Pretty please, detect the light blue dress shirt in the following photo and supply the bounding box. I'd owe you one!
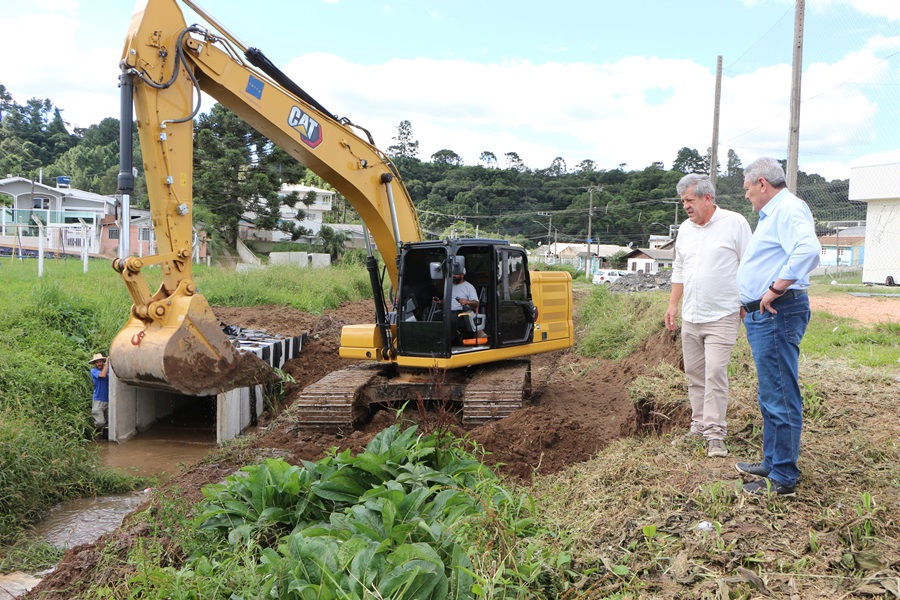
[737,189,821,303]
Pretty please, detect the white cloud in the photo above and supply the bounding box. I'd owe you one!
[851,0,900,21]
[3,9,121,131]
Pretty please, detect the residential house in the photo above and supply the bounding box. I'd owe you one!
[0,177,207,259]
[817,225,865,268]
[530,242,631,272]
[622,247,674,274]
[849,160,900,285]
[0,176,116,255]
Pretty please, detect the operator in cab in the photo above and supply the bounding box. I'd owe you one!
[449,265,485,342]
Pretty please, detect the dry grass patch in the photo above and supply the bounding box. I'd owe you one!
[532,352,900,598]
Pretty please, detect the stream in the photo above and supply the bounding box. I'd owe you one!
[0,427,217,599]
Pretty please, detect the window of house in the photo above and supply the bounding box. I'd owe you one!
[138,228,151,241]
[821,247,827,255]
[32,196,50,209]
[837,248,844,257]
[109,227,120,240]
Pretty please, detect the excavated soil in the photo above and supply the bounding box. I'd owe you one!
[214,293,661,481]
[25,290,898,598]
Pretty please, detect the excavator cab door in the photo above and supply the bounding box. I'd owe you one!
[396,247,452,357]
[494,247,535,346]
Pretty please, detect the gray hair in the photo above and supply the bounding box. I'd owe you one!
[676,173,716,201]
[744,157,786,188]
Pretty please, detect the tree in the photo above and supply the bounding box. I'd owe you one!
[504,151,526,172]
[725,149,743,178]
[576,159,596,173]
[386,120,419,160]
[703,147,720,177]
[193,103,284,243]
[431,149,463,166]
[479,151,497,168]
[317,225,349,261]
[546,157,567,177]
[672,147,705,174]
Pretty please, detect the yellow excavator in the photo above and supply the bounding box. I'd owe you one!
[112,0,574,427]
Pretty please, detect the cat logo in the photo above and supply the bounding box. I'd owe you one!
[287,106,323,148]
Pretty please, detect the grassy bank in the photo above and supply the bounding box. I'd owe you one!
[530,285,900,597]
[0,258,372,549]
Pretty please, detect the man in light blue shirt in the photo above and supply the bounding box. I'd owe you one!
[735,157,821,498]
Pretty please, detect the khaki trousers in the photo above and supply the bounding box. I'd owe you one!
[681,313,741,440]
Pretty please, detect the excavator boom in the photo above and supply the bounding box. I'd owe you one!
[112,0,421,394]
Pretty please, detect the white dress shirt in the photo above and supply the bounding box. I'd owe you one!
[672,207,752,324]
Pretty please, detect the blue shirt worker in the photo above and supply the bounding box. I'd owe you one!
[735,157,821,497]
[90,353,110,428]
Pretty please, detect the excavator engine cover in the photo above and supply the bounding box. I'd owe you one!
[110,293,277,397]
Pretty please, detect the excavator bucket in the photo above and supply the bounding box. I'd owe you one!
[110,293,277,397]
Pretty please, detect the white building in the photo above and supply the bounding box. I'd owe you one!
[0,176,116,255]
[849,161,900,285]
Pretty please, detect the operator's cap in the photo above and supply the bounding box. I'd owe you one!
[89,353,106,364]
[451,264,465,275]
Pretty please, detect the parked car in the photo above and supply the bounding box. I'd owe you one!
[592,269,629,285]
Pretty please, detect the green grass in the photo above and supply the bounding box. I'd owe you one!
[0,257,372,548]
[577,286,669,359]
[801,312,900,368]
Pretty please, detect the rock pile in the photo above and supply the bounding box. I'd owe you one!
[608,269,672,292]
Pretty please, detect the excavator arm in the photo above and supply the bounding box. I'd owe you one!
[112,0,421,394]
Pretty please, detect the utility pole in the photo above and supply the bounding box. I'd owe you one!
[587,187,600,274]
[710,55,722,188]
[537,211,553,246]
[786,0,805,191]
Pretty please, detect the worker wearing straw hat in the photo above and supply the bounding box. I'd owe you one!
[89,353,110,429]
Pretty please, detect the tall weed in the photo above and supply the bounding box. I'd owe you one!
[578,286,668,359]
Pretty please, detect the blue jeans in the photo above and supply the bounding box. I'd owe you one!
[743,294,810,487]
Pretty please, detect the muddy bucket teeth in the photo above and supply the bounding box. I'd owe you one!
[110,295,277,397]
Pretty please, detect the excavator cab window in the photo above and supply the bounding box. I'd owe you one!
[396,245,496,357]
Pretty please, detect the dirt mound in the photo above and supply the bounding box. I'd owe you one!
[216,299,681,482]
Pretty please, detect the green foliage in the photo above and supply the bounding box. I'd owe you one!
[578,286,669,359]
[124,425,574,599]
[0,537,65,573]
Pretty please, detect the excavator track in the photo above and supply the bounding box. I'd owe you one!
[292,363,384,431]
[462,360,531,426]
[291,360,530,431]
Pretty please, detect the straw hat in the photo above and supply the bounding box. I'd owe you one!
[89,353,106,364]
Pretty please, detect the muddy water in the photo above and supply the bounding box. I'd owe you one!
[96,427,217,480]
[0,419,217,598]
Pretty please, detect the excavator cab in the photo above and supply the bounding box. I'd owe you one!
[395,240,536,358]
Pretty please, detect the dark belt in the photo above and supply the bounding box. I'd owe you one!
[742,289,807,313]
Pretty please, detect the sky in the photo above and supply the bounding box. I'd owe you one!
[3,0,899,181]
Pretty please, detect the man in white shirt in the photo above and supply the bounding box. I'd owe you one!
[449,265,482,341]
[666,174,752,458]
